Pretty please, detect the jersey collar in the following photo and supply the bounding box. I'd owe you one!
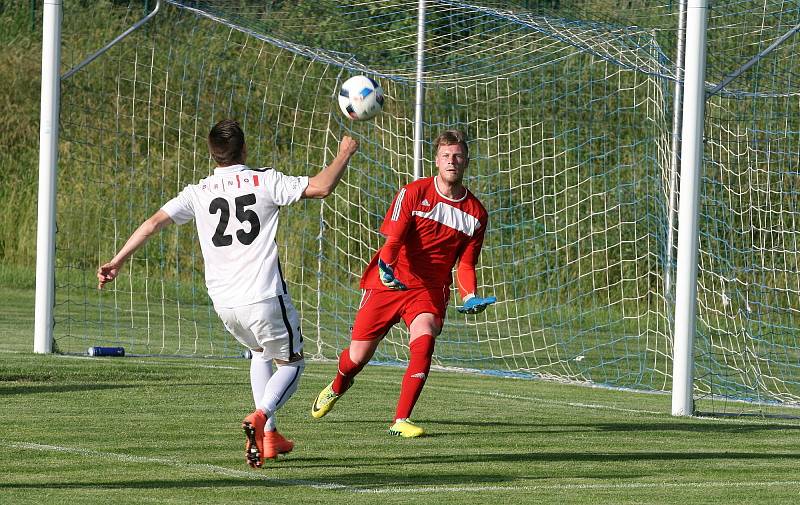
[434,176,467,202]
[214,164,248,175]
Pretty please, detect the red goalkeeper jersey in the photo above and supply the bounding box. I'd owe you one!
[360,176,488,291]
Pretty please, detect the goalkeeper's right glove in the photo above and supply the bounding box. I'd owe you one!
[378,259,408,290]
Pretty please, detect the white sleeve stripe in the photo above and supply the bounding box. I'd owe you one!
[391,188,406,222]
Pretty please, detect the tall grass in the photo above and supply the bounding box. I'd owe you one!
[0,4,44,269]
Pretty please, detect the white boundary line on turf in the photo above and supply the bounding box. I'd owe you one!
[8,442,347,490]
[57,354,242,370]
[324,374,665,416]
[52,355,665,415]
[8,441,800,494]
[426,383,665,415]
[47,355,800,423]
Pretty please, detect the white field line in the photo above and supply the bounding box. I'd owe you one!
[415,382,664,415]
[50,355,800,424]
[57,354,666,415]
[8,442,800,494]
[323,375,800,424]
[57,354,242,370]
[305,372,665,415]
[7,442,346,490]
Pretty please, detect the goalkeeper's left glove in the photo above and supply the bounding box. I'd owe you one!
[458,294,497,314]
[378,259,408,290]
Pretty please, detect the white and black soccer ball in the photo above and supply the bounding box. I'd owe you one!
[338,75,384,121]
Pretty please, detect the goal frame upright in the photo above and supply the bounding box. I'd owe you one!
[35,0,163,354]
[34,0,62,354]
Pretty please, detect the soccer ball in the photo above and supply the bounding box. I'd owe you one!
[338,75,384,121]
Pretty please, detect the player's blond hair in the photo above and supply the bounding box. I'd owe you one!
[433,129,469,157]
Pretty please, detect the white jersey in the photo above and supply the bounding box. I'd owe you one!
[161,164,308,308]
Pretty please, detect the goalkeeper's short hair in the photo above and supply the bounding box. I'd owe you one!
[434,129,468,157]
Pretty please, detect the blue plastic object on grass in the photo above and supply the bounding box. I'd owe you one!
[87,346,125,357]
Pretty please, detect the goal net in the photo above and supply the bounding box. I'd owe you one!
[52,0,800,411]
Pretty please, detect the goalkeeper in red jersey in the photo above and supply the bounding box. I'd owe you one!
[311,129,496,437]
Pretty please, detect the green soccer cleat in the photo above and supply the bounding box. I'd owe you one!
[388,419,425,438]
[311,381,341,419]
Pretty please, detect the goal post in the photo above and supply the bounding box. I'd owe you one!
[34,0,62,354]
[671,0,709,416]
[35,0,163,354]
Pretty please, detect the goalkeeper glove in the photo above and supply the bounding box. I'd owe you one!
[378,259,408,290]
[458,295,497,314]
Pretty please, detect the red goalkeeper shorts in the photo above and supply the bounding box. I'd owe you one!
[350,287,450,341]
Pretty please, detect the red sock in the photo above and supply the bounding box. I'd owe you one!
[395,334,435,420]
[332,347,365,395]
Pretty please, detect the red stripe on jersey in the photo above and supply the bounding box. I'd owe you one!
[236,175,241,188]
[253,175,259,186]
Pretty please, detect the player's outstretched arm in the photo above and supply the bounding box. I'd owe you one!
[97,210,173,289]
[457,294,497,314]
[303,136,359,199]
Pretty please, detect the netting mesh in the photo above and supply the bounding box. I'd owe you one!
[52,0,800,409]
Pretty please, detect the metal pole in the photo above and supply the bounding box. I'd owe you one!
[62,0,161,80]
[671,0,709,416]
[413,0,426,180]
[664,0,687,305]
[707,21,800,97]
[34,0,63,354]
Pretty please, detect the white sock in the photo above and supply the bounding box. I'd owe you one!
[259,359,305,419]
[249,350,277,431]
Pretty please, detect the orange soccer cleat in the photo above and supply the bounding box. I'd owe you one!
[263,430,294,460]
[242,410,267,468]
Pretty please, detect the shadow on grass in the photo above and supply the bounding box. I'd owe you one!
[318,417,800,437]
[0,471,631,491]
[0,479,289,491]
[291,449,800,469]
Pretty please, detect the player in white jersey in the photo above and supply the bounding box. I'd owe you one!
[97,119,359,469]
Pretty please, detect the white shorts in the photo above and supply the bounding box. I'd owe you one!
[215,294,303,361]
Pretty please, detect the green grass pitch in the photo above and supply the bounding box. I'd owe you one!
[2,285,800,504]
